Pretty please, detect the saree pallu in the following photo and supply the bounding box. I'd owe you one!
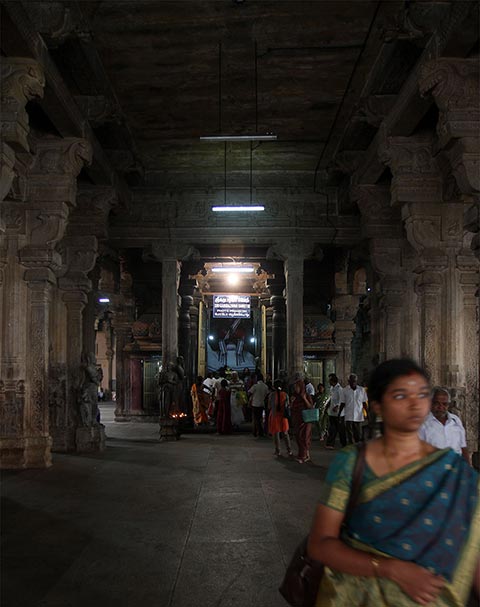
[316,446,480,607]
[191,384,209,424]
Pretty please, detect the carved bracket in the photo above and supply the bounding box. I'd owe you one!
[0,57,45,152]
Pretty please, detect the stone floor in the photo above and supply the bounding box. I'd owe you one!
[2,403,336,607]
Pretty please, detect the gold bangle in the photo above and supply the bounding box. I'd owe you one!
[371,557,381,577]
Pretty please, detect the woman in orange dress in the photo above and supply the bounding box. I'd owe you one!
[268,380,293,457]
[191,376,209,426]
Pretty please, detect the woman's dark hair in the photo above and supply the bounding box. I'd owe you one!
[220,379,228,388]
[368,359,429,403]
[273,379,283,390]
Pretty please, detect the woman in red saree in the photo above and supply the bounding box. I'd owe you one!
[291,378,314,463]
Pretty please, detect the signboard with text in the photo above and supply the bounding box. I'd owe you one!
[213,294,251,318]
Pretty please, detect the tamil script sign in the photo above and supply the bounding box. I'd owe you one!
[213,294,251,318]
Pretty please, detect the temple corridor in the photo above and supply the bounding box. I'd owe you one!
[2,404,333,607]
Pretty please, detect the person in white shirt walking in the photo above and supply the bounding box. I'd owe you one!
[418,387,470,464]
[340,373,368,444]
[325,374,346,449]
[248,374,269,438]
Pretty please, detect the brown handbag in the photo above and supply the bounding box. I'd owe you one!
[279,442,367,607]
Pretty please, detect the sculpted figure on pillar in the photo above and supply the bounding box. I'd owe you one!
[78,352,102,427]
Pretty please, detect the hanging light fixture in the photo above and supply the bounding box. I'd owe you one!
[201,41,276,143]
[206,42,270,212]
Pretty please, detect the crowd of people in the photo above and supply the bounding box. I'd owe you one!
[189,360,478,602]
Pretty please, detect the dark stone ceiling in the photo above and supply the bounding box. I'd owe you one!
[65,0,384,182]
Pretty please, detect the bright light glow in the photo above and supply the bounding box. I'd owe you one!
[98,298,110,303]
[227,273,239,285]
[212,206,265,212]
[200,134,277,142]
[211,267,254,273]
[250,337,255,343]
[367,287,371,292]
[208,335,214,341]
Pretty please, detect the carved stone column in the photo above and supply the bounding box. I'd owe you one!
[112,321,132,420]
[353,184,417,362]
[458,254,479,454]
[267,240,315,379]
[333,295,358,384]
[178,271,197,388]
[57,234,98,451]
[162,257,181,368]
[58,290,86,451]
[269,285,287,380]
[0,136,91,468]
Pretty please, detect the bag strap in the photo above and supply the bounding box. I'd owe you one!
[344,442,366,522]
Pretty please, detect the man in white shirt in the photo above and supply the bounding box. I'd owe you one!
[305,378,315,398]
[419,387,470,464]
[340,374,367,444]
[325,374,346,449]
[248,374,269,438]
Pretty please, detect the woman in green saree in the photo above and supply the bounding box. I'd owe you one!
[307,359,480,607]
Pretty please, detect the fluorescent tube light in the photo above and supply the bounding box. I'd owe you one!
[200,134,277,142]
[211,267,254,273]
[212,205,265,212]
[98,298,110,303]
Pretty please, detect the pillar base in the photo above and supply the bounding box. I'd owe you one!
[0,435,52,469]
[51,427,77,453]
[76,424,106,453]
[159,418,180,441]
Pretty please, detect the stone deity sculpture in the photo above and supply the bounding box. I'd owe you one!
[79,352,102,426]
[157,356,185,417]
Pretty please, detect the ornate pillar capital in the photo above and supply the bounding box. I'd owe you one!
[58,235,98,295]
[378,133,442,205]
[351,184,402,239]
[145,242,200,263]
[266,238,318,262]
[27,136,92,205]
[402,202,463,262]
[0,57,45,152]
[419,58,479,147]
[73,186,118,242]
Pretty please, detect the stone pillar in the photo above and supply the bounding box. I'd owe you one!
[269,287,286,380]
[162,258,181,368]
[0,136,91,468]
[419,59,480,457]
[178,276,196,386]
[57,291,86,451]
[415,270,443,384]
[112,322,132,420]
[22,268,55,467]
[353,184,416,362]
[266,241,315,380]
[57,234,98,451]
[130,357,143,413]
[333,295,358,384]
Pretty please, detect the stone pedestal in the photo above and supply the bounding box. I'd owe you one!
[159,418,180,441]
[76,424,106,453]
